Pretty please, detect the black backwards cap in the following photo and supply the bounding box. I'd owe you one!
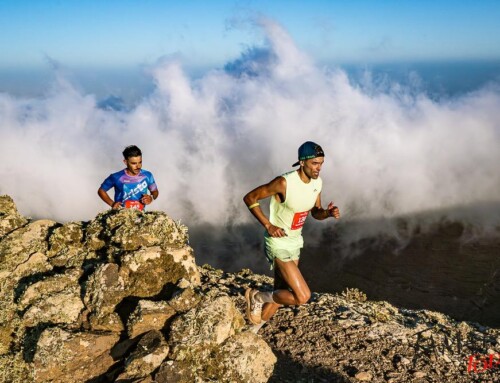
[292,141,325,167]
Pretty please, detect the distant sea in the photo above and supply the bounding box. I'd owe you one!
[1,60,499,106]
[341,60,500,99]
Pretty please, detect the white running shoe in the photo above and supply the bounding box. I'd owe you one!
[245,288,263,325]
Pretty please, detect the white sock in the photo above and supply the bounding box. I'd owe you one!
[250,320,267,334]
[255,291,274,303]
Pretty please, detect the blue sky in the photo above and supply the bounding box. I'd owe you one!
[1,0,500,71]
[1,1,500,225]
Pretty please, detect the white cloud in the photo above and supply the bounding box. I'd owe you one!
[1,20,499,238]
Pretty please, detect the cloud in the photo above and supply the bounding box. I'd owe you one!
[1,19,500,240]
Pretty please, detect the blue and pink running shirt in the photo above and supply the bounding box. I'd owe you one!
[100,169,157,204]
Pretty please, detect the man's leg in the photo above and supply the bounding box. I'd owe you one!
[255,259,311,321]
[261,259,298,321]
[265,258,311,306]
[247,259,309,331]
[249,259,310,325]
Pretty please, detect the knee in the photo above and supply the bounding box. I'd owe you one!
[294,290,311,305]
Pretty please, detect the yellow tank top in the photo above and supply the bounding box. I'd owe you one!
[265,170,322,250]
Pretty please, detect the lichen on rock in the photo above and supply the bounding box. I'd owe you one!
[0,220,57,282]
[33,327,120,382]
[169,295,245,357]
[127,300,176,338]
[0,195,28,239]
[116,330,169,381]
[0,196,277,382]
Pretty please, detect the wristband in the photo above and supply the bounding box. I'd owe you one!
[248,202,260,210]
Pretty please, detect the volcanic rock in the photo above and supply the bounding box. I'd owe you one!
[33,327,120,382]
[0,196,276,382]
[127,300,176,338]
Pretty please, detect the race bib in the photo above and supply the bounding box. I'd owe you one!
[124,200,144,211]
[291,211,309,230]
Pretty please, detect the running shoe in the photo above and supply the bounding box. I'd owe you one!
[245,288,263,325]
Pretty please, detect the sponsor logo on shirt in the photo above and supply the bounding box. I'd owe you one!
[123,180,148,200]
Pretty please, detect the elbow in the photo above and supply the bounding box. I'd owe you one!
[243,193,253,205]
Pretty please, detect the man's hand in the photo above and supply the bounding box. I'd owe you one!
[141,194,153,205]
[266,223,287,237]
[111,202,122,210]
[327,202,340,219]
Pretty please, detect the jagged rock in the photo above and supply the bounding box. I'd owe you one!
[0,220,55,355]
[11,252,53,281]
[156,332,276,383]
[88,312,125,332]
[50,249,94,268]
[33,327,120,382]
[169,295,245,358]
[22,289,84,327]
[46,222,83,256]
[18,268,82,310]
[0,195,28,238]
[84,263,125,319]
[83,215,107,251]
[108,210,189,250]
[0,321,18,356]
[83,209,189,253]
[0,353,33,382]
[200,265,500,382]
[216,332,277,383]
[160,295,246,382]
[127,300,176,338]
[84,246,200,325]
[0,198,279,382]
[167,286,201,313]
[0,220,57,281]
[46,221,92,267]
[120,245,200,294]
[116,330,169,381]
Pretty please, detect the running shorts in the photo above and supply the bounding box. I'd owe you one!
[264,243,301,270]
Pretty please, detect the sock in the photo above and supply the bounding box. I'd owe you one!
[255,291,274,303]
[250,320,267,334]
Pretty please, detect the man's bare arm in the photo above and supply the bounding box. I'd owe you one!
[98,188,121,209]
[311,193,340,220]
[243,176,287,237]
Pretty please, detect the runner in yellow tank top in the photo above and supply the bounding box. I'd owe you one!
[243,141,341,332]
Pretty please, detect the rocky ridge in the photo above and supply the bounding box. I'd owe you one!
[0,196,275,382]
[200,267,500,382]
[1,195,499,382]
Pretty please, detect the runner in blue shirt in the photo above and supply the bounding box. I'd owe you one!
[98,145,159,210]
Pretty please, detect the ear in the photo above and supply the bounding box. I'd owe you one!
[299,160,305,167]
[123,159,127,166]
